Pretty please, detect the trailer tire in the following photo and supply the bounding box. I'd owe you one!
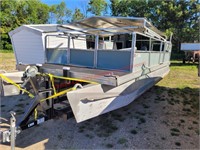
[182,58,185,64]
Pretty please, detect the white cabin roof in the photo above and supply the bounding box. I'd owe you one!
[9,16,166,40]
[72,16,165,36]
[9,24,84,37]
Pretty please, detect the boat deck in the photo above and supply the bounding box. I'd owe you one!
[17,62,169,86]
[42,64,127,86]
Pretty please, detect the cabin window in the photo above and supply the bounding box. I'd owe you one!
[111,36,114,41]
[136,34,150,51]
[104,36,109,41]
[151,40,163,51]
[45,35,68,65]
[86,35,95,49]
[98,35,114,50]
[46,35,68,49]
[98,33,132,50]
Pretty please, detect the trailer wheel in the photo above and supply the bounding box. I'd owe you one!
[182,58,185,64]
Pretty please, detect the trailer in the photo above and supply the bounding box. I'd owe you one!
[181,43,200,64]
[0,16,172,146]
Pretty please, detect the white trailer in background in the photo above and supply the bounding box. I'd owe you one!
[180,43,200,63]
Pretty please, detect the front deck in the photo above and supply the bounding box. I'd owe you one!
[18,61,170,86]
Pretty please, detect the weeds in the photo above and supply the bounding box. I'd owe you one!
[170,128,180,132]
[171,132,179,136]
[95,118,118,137]
[193,121,198,124]
[142,104,150,109]
[106,144,113,148]
[175,142,181,146]
[57,134,62,140]
[135,111,146,116]
[117,138,128,144]
[85,134,93,139]
[130,129,137,134]
[180,119,185,123]
[138,117,146,124]
[161,137,166,140]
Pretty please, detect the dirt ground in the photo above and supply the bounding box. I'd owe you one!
[0,84,199,149]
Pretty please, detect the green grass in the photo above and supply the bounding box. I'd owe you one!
[157,61,199,89]
[0,50,16,71]
[0,49,13,53]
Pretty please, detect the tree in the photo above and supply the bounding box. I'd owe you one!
[110,0,120,16]
[87,0,107,16]
[111,0,150,17]
[0,0,50,50]
[71,8,85,22]
[49,1,71,24]
[110,0,200,51]
[80,1,89,18]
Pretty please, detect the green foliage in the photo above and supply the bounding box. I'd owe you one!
[110,0,200,51]
[87,0,107,16]
[49,1,71,24]
[1,0,199,53]
[0,0,50,50]
[71,8,85,22]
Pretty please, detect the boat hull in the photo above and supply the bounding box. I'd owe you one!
[67,65,169,123]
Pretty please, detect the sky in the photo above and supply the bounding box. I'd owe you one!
[41,0,111,13]
[41,0,89,11]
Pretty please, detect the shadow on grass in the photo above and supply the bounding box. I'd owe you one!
[170,62,199,67]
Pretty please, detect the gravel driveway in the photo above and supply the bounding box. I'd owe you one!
[0,85,199,149]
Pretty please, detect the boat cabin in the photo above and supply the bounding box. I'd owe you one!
[45,16,171,71]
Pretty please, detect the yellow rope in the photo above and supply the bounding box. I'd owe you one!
[0,73,98,102]
[39,73,98,102]
[40,87,75,102]
[0,74,34,98]
[1,72,98,120]
[48,74,57,94]
[34,108,38,120]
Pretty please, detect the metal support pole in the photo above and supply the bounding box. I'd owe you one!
[67,35,71,64]
[148,38,152,67]
[10,111,16,150]
[198,58,200,77]
[36,64,43,73]
[131,33,136,72]
[159,42,163,64]
[163,42,167,63]
[94,35,99,68]
[63,67,70,77]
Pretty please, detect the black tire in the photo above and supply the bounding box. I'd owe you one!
[182,58,185,64]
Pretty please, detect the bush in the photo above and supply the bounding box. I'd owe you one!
[171,52,185,60]
[5,43,13,50]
